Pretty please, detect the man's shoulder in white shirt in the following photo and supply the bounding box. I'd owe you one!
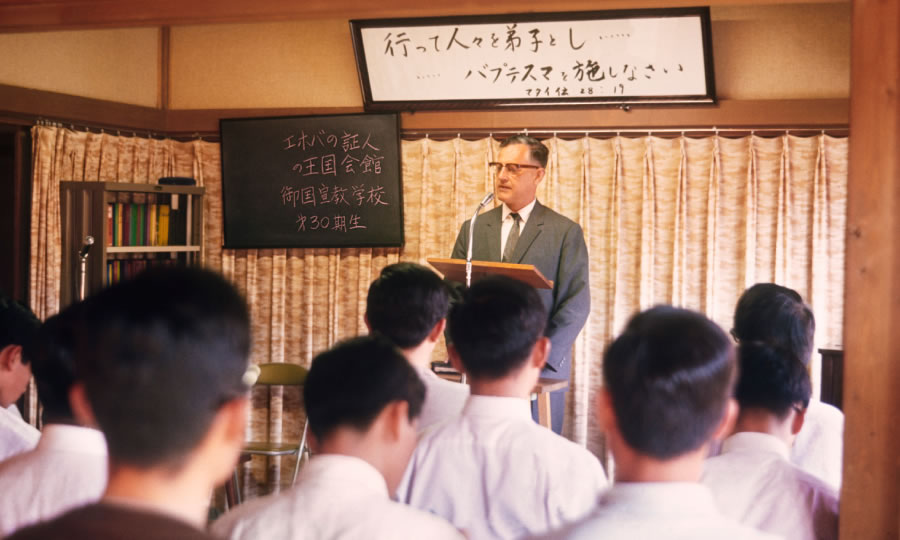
[413,367,469,433]
[791,399,843,489]
[400,395,608,539]
[702,432,839,540]
[0,423,108,536]
[535,483,781,540]
[0,405,40,462]
[211,454,462,540]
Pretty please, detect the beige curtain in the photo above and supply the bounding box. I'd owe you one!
[30,127,848,493]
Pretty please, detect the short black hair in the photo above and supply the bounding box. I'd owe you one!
[77,266,251,469]
[303,335,425,441]
[447,275,547,379]
[366,262,449,349]
[603,306,736,459]
[735,341,811,419]
[0,293,40,363]
[733,283,815,366]
[500,135,549,168]
[25,303,84,425]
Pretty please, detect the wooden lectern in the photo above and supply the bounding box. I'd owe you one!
[426,257,564,429]
[426,258,553,290]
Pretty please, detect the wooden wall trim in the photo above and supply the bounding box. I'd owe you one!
[0,83,166,133]
[0,0,848,33]
[0,83,849,137]
[840,0,900,537]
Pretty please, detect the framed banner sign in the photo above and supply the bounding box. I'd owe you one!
[350,7,715,110]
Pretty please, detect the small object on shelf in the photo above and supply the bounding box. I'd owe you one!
[158,176,196,186]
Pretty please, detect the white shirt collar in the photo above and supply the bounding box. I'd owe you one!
[36,424,107,456]
[305,454,389,496]
[462,394,532,420]
[721,431,791,459]
[501,199,537,225]
[602,482,721,517]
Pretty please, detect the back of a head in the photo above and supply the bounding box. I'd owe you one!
[735,341,812,419]
[366,262,449,349]
[0,293,40,358]
[304,335,425,441]
[604,306,735,459]
[78,266,251,469]
[499,134,549,168]
[25,303,84,425]
[447,275,547,380]
[733,283,815,366]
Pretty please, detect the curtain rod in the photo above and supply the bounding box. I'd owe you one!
[33,118,205,142]
[401,126,849,139]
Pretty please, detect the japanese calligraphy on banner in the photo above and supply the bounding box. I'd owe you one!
[220,113,403,249]
[350,7,715,109]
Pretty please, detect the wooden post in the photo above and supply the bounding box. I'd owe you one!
[842,0,900,537]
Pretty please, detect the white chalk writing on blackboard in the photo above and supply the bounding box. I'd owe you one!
[281,184,391,209]
[284,129,384,176]
[296,212,368,233]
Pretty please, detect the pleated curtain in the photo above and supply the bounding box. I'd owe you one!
[29,126,847,494]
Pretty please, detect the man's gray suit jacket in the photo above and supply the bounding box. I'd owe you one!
[450,200,591,379]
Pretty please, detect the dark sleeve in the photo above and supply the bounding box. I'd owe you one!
[450,219,470,259]
[544,222,591,371]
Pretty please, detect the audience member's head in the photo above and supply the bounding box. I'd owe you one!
[366,262,449,350]
[447,275,548,381]
[24,302,84,426]
[735,341,812,420]
[733,283,815,366]
[304,335,425,491]
[74,266,251,476]
[0,293,40,408]
[603,306,736,460]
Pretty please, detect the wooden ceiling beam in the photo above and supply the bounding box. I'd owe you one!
[0,0,848,33]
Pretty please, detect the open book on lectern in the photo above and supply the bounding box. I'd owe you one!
[426,258,553,290]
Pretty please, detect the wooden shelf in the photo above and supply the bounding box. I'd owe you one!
[106,245,201,254]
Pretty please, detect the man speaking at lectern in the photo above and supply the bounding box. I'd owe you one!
[450,135,590,434]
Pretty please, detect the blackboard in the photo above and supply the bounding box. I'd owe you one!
[220,113,403,249]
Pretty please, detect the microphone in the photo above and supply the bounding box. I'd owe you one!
[78,236,94,259]
[465,192,495,287]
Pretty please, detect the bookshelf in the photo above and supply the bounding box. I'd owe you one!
[59,181,205,307]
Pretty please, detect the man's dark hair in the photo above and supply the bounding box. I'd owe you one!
[0,293,40,362]
[735,341,811,419]
[500,135,549,168]
[303,335,425,440]
[732,283,815,366]
[603,306,736,459]
[25,303,84,425]
[447,275,547,379]
[77,266,251,469]
[366,262,449,349]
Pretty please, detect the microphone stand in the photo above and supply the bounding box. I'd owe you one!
[466,193,494,288]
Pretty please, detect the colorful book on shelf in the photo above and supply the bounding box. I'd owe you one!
[129,203,138,247]
[115,202,123,247]
[158,203,170,246]
[106,204,114,246]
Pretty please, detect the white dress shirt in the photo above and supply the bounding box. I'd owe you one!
[701,432,839,540]
[500,199,536,256]
[211,454,463,540]
[791,399,843,489]
[0,405,39,462]
[414,366,469,433]
[0,424,108,536]
[398,395,609,540]
[535,482,782,540]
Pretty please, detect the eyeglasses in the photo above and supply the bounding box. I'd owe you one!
[488,162,542,176]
